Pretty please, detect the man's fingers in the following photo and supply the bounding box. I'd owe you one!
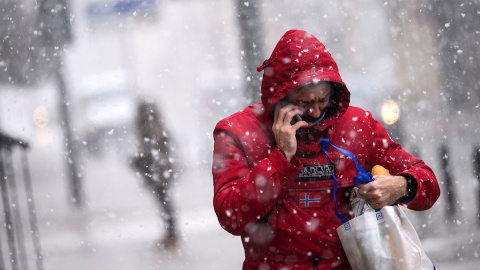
[275,103,292,124]
[359,183,382,200]
[292,120,309,130]
[371,202,384,210]
[273,102,281,124]
[283,107,302,124]
[358,182,372,196]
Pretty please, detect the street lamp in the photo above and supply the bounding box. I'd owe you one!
[381,99,400,125]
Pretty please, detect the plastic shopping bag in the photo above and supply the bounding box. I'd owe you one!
[319,139,435,270]
[337,204,434,270]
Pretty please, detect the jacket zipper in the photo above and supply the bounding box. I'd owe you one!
[263,210,273,264]
[313,256,319,270]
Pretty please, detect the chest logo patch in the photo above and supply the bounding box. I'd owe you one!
[296,164,334,182]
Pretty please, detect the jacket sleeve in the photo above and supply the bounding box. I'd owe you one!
[368,115,440,211]
[212,124,302,235]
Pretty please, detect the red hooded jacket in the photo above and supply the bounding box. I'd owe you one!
[212,29,440,270]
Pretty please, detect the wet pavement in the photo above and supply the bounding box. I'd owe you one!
[12,153,480,270]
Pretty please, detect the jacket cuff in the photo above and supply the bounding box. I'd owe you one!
[398,173,418,204]
[270,148,302,180]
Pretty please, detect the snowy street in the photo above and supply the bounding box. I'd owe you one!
[29,152,480,269]
[32,154,244,270]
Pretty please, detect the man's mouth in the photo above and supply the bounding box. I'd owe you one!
[300,114,320,123]
[298,108,329,128]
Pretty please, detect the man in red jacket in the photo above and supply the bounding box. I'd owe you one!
[212,29,440,269]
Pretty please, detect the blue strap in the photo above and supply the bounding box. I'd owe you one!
[319,138,374,223]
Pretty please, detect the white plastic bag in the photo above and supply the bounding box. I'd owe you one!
[337,204,435,270]
[319,139,435,270]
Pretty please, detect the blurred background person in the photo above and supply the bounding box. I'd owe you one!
[130,100,179,249]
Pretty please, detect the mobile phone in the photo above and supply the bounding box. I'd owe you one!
[279,100,303,125]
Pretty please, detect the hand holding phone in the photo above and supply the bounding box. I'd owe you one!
[280,100,303,125]
[273,100,307,161]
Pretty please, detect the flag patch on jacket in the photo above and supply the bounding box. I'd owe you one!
[299,193,322,208]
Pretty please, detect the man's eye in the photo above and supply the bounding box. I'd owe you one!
[298,101,309,106]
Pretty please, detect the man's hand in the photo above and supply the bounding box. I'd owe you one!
[272,102,308,161]
[358,175,407,209]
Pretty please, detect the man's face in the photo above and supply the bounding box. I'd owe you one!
[284,82,332,122]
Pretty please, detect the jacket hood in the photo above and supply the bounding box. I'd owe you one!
[257,29,350,123]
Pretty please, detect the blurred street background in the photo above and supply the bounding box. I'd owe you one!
[1,0,480,269]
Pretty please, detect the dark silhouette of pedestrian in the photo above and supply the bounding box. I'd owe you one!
[131,100,178,249]
[440,143,456,219]
[473,145,480,226]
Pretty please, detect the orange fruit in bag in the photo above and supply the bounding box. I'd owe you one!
[371,165,390,176]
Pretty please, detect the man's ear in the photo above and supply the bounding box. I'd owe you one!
[331,82,342,103]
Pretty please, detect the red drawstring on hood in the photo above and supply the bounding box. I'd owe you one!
[257,29,351,123]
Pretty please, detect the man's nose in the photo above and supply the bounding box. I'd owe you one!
[307,103,321,118]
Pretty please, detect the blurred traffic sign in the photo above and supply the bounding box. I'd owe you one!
[86,0,156,19]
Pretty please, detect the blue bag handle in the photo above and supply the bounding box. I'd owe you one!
[319,138,374,223]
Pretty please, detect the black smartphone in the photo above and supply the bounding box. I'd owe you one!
[279,99,303,125]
